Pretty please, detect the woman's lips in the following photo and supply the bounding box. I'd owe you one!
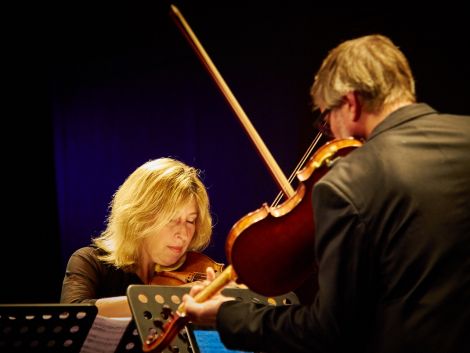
[168,246,183,254]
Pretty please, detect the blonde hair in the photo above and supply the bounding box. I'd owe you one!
[93,157,212,269]
[310,34,416,113]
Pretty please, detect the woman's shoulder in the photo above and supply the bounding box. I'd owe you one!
[66,245,114,275]
[69,245,109,266]
[71,245,102,257]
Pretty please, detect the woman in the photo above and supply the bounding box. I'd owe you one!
[60,157,218,317]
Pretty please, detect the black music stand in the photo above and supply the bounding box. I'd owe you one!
[126,285,299,353]
[114,319,144,353]
[0,303,97,352]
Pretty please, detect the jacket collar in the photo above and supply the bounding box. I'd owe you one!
[368,103,437,140]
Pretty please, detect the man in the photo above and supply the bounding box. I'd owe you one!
[183,34,470,353]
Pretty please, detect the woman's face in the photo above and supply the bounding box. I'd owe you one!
[143,198,198,266]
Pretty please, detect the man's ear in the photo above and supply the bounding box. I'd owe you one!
[344,91,362,122]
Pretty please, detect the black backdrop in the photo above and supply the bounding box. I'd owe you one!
[3,2,469,303]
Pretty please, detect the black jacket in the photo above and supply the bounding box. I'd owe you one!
[217,104,470,353]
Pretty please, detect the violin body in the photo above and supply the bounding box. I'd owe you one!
[150,251,224,286]
[226,138,363,301]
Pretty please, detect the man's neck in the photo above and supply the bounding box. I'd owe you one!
[364,100,413,138]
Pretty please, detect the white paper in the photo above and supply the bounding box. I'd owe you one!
[80,315,131,353]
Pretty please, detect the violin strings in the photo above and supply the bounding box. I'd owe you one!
[271,132,323,208]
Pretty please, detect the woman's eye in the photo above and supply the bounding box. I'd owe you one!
[187,219,196,224]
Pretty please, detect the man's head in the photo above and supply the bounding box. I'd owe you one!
[311,34,416,139]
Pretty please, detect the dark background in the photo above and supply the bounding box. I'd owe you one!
[3,2,469,303]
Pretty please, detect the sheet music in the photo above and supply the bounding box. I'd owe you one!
[79,314,131,353]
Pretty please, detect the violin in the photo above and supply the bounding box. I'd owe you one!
[226,138,362,300]
[150,251,224,286]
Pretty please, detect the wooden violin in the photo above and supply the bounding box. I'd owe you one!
[226,138,362,299]
[150,251,224,286]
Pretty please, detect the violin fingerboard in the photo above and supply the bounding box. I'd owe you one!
[126,285,299,353]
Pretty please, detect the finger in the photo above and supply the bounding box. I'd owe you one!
[182,293,193,305]
[206,266,216,281]
[188,283,204,296]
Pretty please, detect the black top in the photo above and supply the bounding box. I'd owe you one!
[216,104,470,353]
[60,246,144,304]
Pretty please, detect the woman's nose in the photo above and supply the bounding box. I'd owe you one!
[174,220,189,238]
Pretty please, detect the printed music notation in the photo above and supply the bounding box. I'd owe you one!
[79,315,131,353]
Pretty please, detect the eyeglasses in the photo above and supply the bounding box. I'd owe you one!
[314,108,333,138]
[320,108,331,122]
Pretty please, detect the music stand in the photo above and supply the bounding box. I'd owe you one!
[0,303,97,352]
[127,285,299,353]
[114,319,143,353]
